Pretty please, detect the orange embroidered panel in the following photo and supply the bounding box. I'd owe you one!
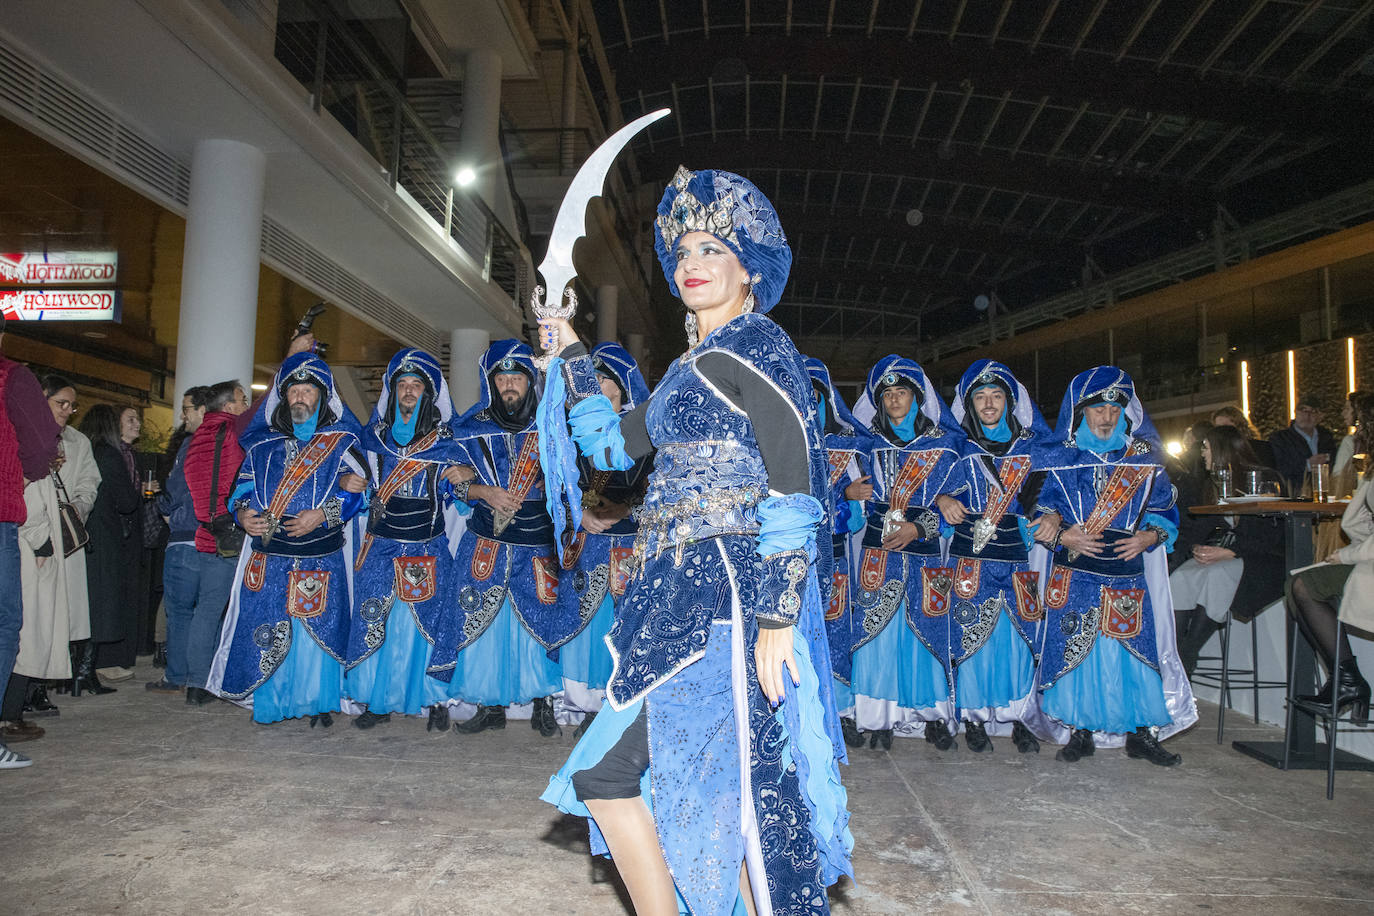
[826,572,849,621]
[470,537,498,581]
[561,531,586,570]
[953,557,980,599]
[394,556,438,604]
[1045,565,1072,609]
[859,547,888,592]
[533,554,559,605]
[286,570,329,619]
[1100,586,1145,640]
[1012,570,1043,621]
[921,566,954,617]
[609,547,636,598]
[243,551,267,592]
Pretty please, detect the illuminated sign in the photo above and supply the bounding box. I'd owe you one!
[1,289,122,322]
[0,252,118,286]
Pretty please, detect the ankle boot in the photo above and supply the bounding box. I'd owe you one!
[534,696,560,737]
[1011,720,1039,754]
[55,643,79,695]
[1056,728,1095,763]
[963,720,993,753]
[840,716,864,749]
[23,682,59,718]
[455,705,507,734]
[924,719,956,751]
[572,709,597,739]
[868,728,892,750]
[72,641,116,697]
[530,696,546,731]
[1125,726,1182,766]
[1303,659,1371,725]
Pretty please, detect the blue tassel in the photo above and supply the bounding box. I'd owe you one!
[535,357,583,563]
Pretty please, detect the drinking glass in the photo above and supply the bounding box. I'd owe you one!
[1244,469,1264,496]
[1214,467,1232,500]
[1311,460,1330,503]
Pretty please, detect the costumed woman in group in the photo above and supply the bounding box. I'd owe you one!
[539,166,853,915]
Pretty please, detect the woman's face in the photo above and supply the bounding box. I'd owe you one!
[1201,439,1213,471]
[48,387,77,427]
[119,408,141,444]
[597,373,623,412]
[673,231,750,314]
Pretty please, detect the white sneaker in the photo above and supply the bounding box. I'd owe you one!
[96,666,135,681]
[0,742,33,769]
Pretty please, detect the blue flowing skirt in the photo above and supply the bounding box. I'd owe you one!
[343,603,449,714]
[1042,635,1172,733]
[851,600,949,709]
[955,608,1035,710]
[559,591,615,689]
[445,598,561,706]
[251,618,344,724]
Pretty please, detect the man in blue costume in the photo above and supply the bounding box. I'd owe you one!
[805,356,873,749]
[558,342,653,739]
[344,348,473,732]
[939,360,1064,753]
[208,352,367,727]
[429,339,580,738]
[1039,367,1198,765]
[849,355,964,752]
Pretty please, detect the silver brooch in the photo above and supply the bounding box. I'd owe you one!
[499,357,516,371]
[291,368,310,381]
[1103,387,1121,403]
[882,372,899,387]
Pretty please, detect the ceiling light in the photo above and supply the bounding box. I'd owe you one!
[251,382,268,391]
[455,167,476,187]
[905,209,924,227]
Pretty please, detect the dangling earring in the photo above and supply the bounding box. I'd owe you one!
[684,311,699,348]
[741,286,755,315]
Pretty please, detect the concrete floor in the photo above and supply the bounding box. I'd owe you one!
[5,664,1373,916]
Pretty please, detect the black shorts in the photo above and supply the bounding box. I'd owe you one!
[571,707,649,801]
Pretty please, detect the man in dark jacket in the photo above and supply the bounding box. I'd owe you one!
[1267,395,1336,494]
[0,331,61,768]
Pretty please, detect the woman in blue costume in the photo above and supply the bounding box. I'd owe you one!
[848,356,964,752]
[207,352,368,726]
[939,360,1065,753]
[537,166,852,916]
[804,357,873,750]
[1038,367,1198,765]
[344,348,473,732]
[559,342,653,738]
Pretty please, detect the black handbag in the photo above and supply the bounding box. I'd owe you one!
[51,470,89,558]
[202,425,245,559]
[1204,526,1238,551]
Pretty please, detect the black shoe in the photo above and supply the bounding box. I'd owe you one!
[145,678,183,694]
[455,705,507,734]
[1011,720,1040,754]
[309,712,334,729]
[70,640,115,696]
[152,643,167,669]
[1125,727,1182,767]
[354,711,391,730]
[23,682,59,718]
[868,728,892,750]
[573,710,597,739]
[1056,728,1095,763]
[185,687,218,706]
[427,705,450,732]
[924,720,956,751]
[534,696,561,737]
[1299,659,1371,725]
[963,720,993,753]
[840,716,864,749]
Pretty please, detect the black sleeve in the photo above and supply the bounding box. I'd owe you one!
[620,404,653,460]
[696,351,811,496]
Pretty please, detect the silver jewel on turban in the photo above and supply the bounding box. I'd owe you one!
[1103,387,1121,403]
[976,371,997,387]
[292,368,311,381]
[881,372,899,387]
[498,357,516,372]
[655,166,739,250]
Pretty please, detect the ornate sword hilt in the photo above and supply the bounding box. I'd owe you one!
[532,285,578,370]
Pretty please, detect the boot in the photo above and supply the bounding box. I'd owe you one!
[868,728,892,750]
[1056,728,1095,763]
[152,643,167,669]
[353,711,391,730]
[24,682,59,718]
[530,696,546,731]
[534,696,561,738]
[55,643,78,695]
[1300,659,1371,726]
[963,720,993,753]
[924,720,956,751]
[1125,727,1182,767]
[840,716,864,749]
[455,705,507,734]
[426,705,450,732]
[309,712,334,729]
[1011,720,1040,754]
[71,641,116,697]
[573,710,597,740]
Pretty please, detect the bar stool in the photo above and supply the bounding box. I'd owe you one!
[1191,605,1287,744]
[1283,617,1371,799]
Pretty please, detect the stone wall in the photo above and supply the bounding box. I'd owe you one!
[1248,331,1374,436]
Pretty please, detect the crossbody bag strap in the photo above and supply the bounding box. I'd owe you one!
[209,424,228,519]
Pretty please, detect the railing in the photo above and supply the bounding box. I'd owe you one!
[272,0,530,313]
[918,179,1374,363]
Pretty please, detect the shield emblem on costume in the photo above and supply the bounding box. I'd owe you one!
[533,555,559,605]
[859,547,888,592]
[1100,586,1145,640]
[394,556,437,604]
[826,571,849,621]
[287,570,329,619]
[921,566,954,617]
[954,557,980,599]
[1013,570,1042,622]
[471,537,498,581]
[609,547,635,597]
[1045,565,1072,609]
[243,551,267,592]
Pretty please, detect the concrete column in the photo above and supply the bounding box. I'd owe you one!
[596,285,618,344]
[458,49,503,209]
[450,327,490,415]
[173,139,266,408]
[626,333,646,367]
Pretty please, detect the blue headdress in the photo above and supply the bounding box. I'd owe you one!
[1053,366,1162,455]
[363,348,454,451]
[860,354,961,441]
[240,351,361,449]
[455,338,538,425]
[803,356,863,437]
[952,360,1054,443]
[653,166,792,313]
[589,342,650,412]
